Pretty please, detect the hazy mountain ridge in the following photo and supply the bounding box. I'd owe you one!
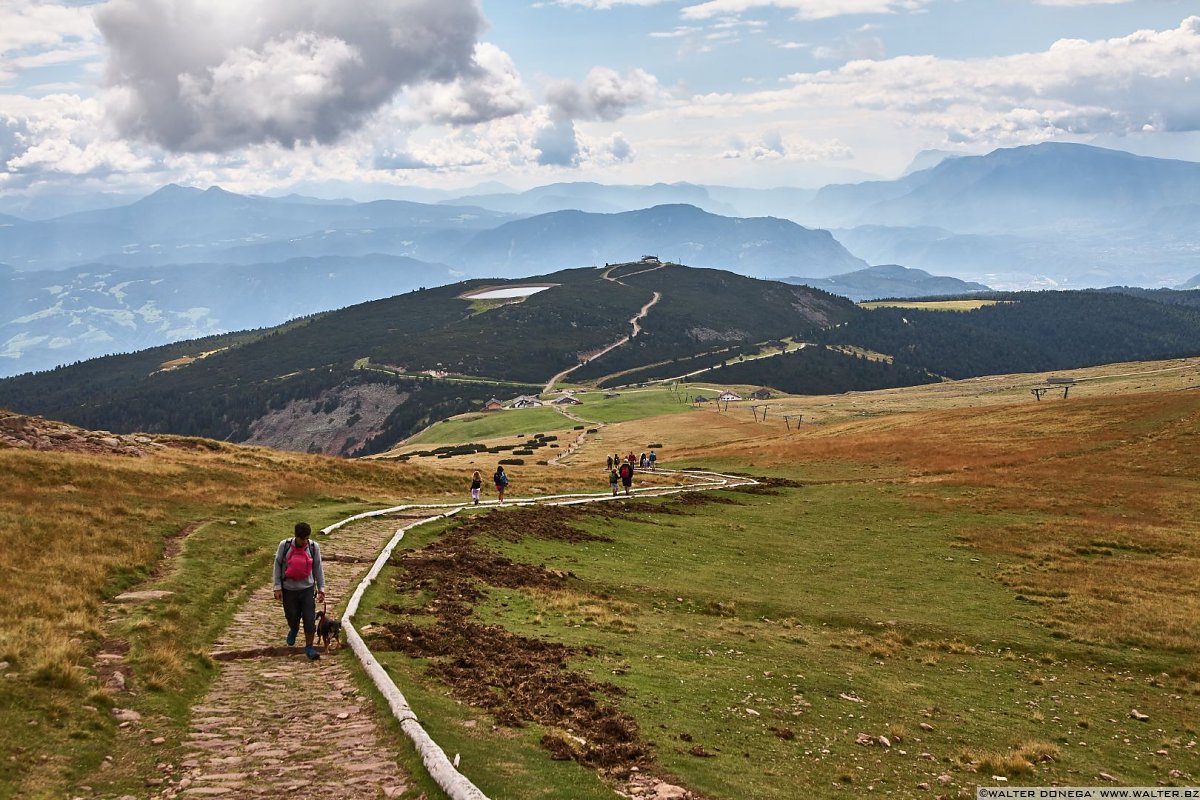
[813,143,1200,232]
[452,204,867,279]
[786,265,992,302]
[811,143,1200,288]
[0,185,515,270]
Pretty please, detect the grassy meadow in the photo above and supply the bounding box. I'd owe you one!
[2,356,1199,798]
[355,362,1200,798]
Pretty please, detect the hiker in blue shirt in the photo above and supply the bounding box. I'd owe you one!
[649,450,657,471]
[273,522,326,660]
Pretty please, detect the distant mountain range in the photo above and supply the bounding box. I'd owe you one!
[0,194,866,375]
[786,265,992,302]
[810,143,1200,289]
[3,141,1200,376]
[442,181,818,219]
[0,185,514,270]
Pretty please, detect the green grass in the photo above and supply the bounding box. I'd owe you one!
[565,390,697,424]
[356,483,1200,799]
[406,407,572,445]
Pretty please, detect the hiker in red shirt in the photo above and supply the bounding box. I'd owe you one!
[273,522,326,660]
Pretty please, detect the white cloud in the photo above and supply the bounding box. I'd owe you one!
[1,93,154,182]
[673,16,1200,148]
[0,1,98,55]
[546,0,672,7]
[0,1,102,84]
[682,0,930,21]
[404,43,531,125]
[545,66,661,121]
[721,130,852,161]
[96,0,491,152]
[534,115,580,166]
[650,27,703,39]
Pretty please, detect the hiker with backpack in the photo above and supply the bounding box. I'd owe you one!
[273,522,326,661]
[609,466,620,496]
[493,464,509,503]
[618,460,634,496]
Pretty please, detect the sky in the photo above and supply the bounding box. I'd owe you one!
[1,0,1198,199]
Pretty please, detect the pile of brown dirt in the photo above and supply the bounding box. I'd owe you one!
[673,492,742,507]
[726,476,803,496]
[370,503,677,776]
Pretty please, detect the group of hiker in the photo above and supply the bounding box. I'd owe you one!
[607,449,656,496]
[276,447,663,658]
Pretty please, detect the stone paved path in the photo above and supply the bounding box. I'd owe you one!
[163,516,429,800]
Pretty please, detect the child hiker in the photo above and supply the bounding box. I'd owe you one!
[609,467,620,496]
[470,470,482,505]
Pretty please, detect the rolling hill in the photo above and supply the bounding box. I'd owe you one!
[0,263,857,454]
[3,262,1200,459]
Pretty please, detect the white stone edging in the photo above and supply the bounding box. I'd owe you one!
[330,468,758,800]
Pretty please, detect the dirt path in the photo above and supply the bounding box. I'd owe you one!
[161,517,423,800]
[544,263,666,394]
[543,290,662,393]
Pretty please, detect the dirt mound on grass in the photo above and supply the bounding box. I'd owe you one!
[726,475,803,495]
[673,492,741,507]
[375,617,647,771]
[370,503,662,776]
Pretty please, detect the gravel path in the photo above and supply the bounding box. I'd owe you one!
[161,516,429,800]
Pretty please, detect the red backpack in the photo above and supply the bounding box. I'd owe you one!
[283,540,313,582]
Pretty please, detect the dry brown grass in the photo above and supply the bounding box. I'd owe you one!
[527,587,640,632]
[0,441,452,682]
[962,739,1060,776]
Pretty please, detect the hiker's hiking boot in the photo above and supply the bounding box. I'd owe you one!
[286,629,297,647]
[305,646,320,660]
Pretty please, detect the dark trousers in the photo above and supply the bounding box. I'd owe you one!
[282,586,316,635]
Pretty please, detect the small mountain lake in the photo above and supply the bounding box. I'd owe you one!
[463,284,555,300]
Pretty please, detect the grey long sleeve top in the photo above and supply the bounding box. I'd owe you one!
[273,538,326,592]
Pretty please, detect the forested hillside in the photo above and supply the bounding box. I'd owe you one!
[0,263,849,454]
[815,291,1200,379]
[3,268,1199,457]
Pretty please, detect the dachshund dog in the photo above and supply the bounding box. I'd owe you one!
[315,609,342,651]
